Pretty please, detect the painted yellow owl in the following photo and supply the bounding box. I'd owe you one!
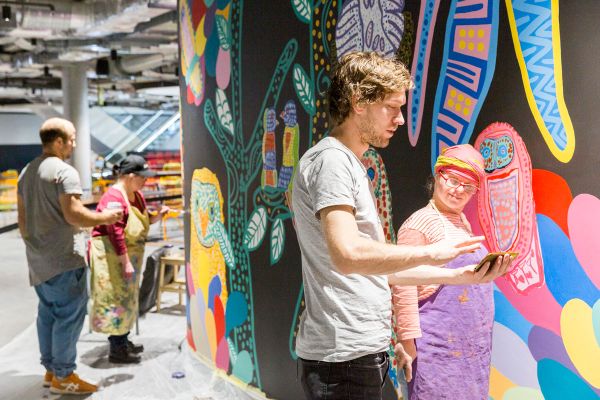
[190,168,234,306]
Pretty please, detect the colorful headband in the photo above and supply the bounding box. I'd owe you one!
[434,144,485,184]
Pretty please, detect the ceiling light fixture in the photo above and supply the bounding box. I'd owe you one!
[2,5,11,22]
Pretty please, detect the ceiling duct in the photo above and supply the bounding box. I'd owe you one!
[13,0,159,38]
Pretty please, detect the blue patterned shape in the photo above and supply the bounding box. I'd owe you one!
[512,0,567,151]
[408,0,440,146]
[430,0,499,170]
[538,214,600,307]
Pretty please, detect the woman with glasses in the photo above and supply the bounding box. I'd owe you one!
[391,144,494,400]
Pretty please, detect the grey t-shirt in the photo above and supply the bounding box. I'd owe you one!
[292,137,392,362]
[18,156,86,286]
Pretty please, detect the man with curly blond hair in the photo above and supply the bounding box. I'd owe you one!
[291,52,510,399]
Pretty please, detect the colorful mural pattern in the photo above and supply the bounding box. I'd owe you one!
[485,181,600,399]
[505,0,575,163]
[430,0,499,170]
[336,0,405,58]
[407,0,440,147]
[476,122,544,295]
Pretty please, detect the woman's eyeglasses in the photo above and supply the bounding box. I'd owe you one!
[439,173,478,194]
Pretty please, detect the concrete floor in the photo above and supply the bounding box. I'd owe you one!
[0,217,265,400]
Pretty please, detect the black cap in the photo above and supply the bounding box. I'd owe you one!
[117,155,156,177]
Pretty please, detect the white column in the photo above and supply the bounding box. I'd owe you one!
[62,64,92,199]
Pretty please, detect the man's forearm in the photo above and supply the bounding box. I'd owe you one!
[68,203,109,227]
[332,237,435,275]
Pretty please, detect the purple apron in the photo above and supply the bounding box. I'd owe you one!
[408,247,494,400]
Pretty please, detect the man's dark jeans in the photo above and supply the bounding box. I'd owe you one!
[300,351,389,400]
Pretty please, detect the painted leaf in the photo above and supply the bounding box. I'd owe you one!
[291,0,311,24]
[216,15,231,51]
[213,221,236,269]
[293,64,316,115]
[215,88,234,136]
[244,206,267,251]
[270,217,285,265]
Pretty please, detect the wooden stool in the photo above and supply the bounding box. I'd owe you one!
[156,254,186,311]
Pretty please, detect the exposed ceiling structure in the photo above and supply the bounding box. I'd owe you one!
[0,0,178,108]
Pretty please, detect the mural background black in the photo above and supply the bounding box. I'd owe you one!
[181,1,599,399]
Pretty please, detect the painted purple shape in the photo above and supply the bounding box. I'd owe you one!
[528,326,574,367]
[528,325,600,396]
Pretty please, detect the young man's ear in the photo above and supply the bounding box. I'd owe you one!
[351,97,366,115]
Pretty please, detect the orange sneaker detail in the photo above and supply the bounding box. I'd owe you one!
[49,373,98,395]
[43,371,53,387]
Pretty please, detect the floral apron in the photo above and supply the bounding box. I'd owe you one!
[407,246,494,400]
[90,190,149,335]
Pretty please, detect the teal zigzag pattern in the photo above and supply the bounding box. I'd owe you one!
[512,0,567,150]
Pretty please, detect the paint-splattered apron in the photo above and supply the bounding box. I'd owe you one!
[408,247,493,400]
[90,191,149,335]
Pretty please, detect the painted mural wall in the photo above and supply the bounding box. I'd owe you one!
[179,0,600,399]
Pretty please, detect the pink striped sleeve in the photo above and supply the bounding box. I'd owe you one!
[391,228,428,340]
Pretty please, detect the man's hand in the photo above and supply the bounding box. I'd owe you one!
[452,253,513,285]
[393,342,413,382]
[101,208,123,225]
[425,236,485,265]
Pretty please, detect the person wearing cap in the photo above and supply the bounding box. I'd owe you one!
[89,154,169,364]
[390,144,500,399]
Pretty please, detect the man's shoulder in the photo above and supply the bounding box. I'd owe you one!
[300,137,355,167]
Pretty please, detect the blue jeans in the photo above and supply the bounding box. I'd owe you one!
[34,267,88,378]
[300,352,390,400]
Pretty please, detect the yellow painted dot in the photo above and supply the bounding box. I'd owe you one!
[458,93,464,101]
[468,42,474,51]
[312,127,317,133]
[316,19,320,27]
[318,32,322,39]
[450,89,457,97]
[315,64,319,71]
[333,1,337,6]
[478,29,485,37]
[463,108,470,116]
[316,99,321,107]
[468,29,474,38]
[314,54,318,60]
[313,117,318,123]
[465,98,472,106]
[477,43,485,52]
[459,29,466,37]
[320,58,324,65]
[329,10,333,17]
[313,43,317,49]
[327,33,332,41]
[448,99,455,107]
[459,40,466,49]
[326,65,330,71]
[326,21,330,29]
[319,45,323,52]
[315,7,319,14]
[455,103,462,112]
[312,29,316,36]
[332,18,336,25]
